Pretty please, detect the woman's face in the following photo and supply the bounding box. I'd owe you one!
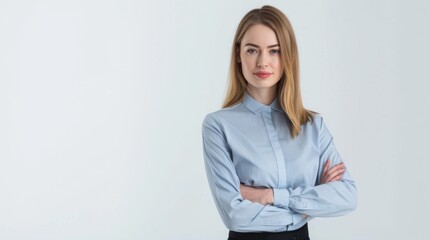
[239,24,283,95]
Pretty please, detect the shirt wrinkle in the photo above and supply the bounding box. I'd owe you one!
[202,92,357,232]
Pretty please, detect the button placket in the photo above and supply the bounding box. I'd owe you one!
[262,109,287,188]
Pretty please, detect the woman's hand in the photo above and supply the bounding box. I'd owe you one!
[320,159,346,184]
[240,159,345,205]
[240,184,273,205]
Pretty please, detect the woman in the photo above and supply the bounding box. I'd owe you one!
[202,5,357,240]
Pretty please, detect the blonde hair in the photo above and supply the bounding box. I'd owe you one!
[223,5,314,138]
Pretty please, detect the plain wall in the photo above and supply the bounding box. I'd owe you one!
[1,0,428,239]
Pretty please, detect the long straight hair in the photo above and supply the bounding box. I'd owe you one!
[223,5,314,138]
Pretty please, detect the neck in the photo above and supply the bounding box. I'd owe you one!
[246,86,277,105]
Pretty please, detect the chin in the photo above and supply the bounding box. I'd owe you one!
[250,80,278,89]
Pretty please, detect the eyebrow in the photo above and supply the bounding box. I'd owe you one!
[244,43,280,48]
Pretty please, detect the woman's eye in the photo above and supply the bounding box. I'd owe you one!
[270,49,280,55]
[246,49,257,54]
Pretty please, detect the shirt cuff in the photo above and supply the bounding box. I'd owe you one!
[286,213,309,230]
[273,188,290,208]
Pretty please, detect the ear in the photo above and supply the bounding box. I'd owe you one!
[237,57,241,63]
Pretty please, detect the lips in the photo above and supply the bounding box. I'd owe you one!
[253,71,272,79]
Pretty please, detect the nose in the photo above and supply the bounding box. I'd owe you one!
[256,52,268,68]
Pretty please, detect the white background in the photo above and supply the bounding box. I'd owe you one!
[1,0,428,239]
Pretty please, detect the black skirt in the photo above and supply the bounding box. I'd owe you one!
[228,223,309,240]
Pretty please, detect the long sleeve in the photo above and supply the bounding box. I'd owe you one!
[273,117,357,217]
[202,115,306,232]
[203,95,356,232]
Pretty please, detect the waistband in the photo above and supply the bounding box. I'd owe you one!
[228,223,308,240]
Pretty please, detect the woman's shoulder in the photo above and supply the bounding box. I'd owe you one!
[304,112,334,138]
[203,103,245,125]
[304,112,325,131]
[311,113,323,124]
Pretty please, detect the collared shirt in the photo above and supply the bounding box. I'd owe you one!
[202,93,357,233]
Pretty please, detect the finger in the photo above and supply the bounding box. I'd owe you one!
[326,162,345,176]
[328,173,344,182]
[323,166,343,182]
[323,159,331,175]
[321,159,331,180]
[320,159,331,183]
[325,167,346,182]
[325,166,345,180]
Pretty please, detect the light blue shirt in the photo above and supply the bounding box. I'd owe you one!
[202,93,357,232]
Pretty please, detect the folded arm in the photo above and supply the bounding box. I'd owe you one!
[284,118,357,217]
[241,118,357,218]
[241,160,347,215]
[202,116,306,232]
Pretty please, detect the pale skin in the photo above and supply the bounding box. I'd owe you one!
[238,24,346,209]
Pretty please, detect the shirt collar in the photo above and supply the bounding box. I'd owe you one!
[243,92,283,114]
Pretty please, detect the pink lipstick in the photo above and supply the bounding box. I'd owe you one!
[253,71,272,79]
